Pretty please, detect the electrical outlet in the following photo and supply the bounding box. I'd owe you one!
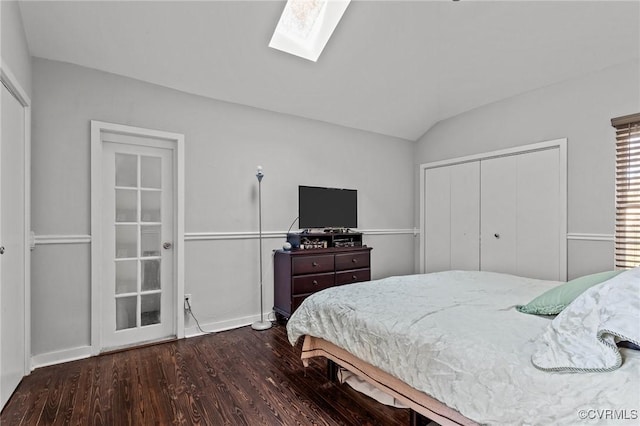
[184,293,192,302]
[184,294,192,311]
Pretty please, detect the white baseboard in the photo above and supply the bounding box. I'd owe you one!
[184,313,272,338]
[31,345,93,370]
[31,314,274,369]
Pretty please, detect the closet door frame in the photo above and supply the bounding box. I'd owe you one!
[419,138,567,279]
[0,61,32,382]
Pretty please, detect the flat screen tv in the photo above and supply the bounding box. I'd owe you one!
[298,186,357,230]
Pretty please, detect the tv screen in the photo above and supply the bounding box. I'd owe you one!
[299,186,357,229]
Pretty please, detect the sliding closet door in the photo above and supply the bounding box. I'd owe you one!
[481,148,561,280]
[424,167,450,272]
[515,148,561,280]
[480,156,518,275]
[424,162,480,272]
[421,140,566,280]
[450,162,480,270]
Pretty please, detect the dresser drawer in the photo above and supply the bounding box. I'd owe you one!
[274,246,372,320]
[335,252,370,271]
[292,294,310,312]
[292,254,334,275]
[336,268,371,285]
[293,272,335,295]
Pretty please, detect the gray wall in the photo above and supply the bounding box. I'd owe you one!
[30,58,416,358]
[1,0,32,97]
[414,61,640,279]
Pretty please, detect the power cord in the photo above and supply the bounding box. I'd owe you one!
[286,216,299,234]
[184,298,215,335]
[267,311,277,322]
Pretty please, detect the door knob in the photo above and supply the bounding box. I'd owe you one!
[162,242,172,250]
[0,246,4,254]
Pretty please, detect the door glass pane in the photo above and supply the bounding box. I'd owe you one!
[141,294,161,326]
[142,259,161,291]
[141,191,161,222]
[141,156,161,189]
[115,154,137,187]
[116,189,137,222]
[115,260,137,294]
[116,296,137,330]
[116,225,137,258]
[141,225,161,257]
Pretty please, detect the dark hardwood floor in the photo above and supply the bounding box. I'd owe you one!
[1,322,411,425]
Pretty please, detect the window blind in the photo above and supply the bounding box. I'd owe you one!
[611,113,640,269]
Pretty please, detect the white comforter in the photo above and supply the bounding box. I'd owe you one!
[287,270,640,425]
[532,267,640,373]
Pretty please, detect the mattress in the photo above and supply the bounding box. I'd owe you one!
[286,270,640,425]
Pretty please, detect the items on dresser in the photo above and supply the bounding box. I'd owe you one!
[273,246,372,319]
[286,231,363,250]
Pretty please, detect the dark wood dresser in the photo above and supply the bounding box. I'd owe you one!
[273,246,372,319]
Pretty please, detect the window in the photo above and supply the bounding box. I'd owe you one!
[611,113,640,269]
[269,0,351,62]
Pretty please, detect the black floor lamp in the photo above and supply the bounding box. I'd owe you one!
[252,165,272,331]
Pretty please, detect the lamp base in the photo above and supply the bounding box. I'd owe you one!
[251,320,272,331]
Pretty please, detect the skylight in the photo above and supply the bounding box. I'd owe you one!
[269,0,351,62]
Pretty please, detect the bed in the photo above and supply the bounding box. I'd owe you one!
[286,269,640,425]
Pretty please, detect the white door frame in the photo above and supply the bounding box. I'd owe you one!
[90,120,184,355]
[0,60,32,376]
[419,138,567,279]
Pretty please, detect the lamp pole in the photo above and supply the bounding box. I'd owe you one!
[252,165,271,331]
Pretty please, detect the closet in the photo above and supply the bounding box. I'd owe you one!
[421,140,567,281]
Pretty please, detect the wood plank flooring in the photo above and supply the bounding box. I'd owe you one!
[1,322,410,425]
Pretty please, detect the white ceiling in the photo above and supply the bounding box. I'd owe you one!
[18,0,640,141]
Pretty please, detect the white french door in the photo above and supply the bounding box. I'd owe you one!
[0,82,27,408]
[100,139,175,350]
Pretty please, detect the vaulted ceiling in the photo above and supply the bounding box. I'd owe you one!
[18,1,640,140]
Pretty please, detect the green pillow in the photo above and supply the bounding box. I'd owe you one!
[516,270,624,315]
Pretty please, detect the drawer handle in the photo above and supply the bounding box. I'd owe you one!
[312,280,318,285]
[312,262,319,267]
[352,275,357,280]
[352,258,358,263]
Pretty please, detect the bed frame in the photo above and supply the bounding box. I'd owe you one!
[301,335,478,426]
